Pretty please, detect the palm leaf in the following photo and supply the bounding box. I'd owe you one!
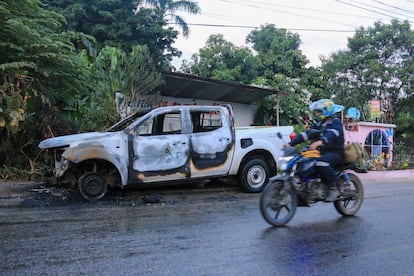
[0,61,36,71]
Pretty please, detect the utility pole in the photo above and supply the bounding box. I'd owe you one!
[276,94,280,126]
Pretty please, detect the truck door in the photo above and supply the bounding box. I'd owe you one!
[130,110,190,183]
[189,107,235,178]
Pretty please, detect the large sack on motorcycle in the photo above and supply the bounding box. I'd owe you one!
[344,142,363,163]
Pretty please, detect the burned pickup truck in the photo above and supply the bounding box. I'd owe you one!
[38,105,293,200]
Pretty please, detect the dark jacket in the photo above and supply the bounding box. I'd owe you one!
[289,117,344,157]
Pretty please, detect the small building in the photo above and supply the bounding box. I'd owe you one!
[116,72,279,126]
[344,120,396,167]
[159,72,277,126]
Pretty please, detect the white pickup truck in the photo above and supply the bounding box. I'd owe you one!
[39,105,293,200]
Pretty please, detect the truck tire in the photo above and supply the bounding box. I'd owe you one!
[239,159,269,193]
[78,172,108,201]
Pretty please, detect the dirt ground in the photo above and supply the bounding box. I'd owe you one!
[0,179,254,208]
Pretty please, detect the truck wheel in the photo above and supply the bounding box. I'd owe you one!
[78,172,107,201]
[239,159,269,193]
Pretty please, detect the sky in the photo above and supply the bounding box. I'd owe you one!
[171,0,414,68]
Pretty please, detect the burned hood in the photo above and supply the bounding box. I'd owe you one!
[38,132,117,149]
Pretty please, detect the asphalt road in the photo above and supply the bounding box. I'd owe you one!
[1,177,414,275]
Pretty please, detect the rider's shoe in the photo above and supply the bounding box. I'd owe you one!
[340,189,354,198]
[297,196,310,207]
[325,187,340,202]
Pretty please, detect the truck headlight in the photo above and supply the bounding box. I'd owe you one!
[55,156,70,177]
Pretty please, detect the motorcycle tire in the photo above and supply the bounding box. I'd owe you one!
[260,180,297,227]
[334,173,364,216]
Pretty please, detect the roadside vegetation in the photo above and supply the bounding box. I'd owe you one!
[1,0,413,179]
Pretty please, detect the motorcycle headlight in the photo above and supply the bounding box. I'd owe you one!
[279,156,293,171]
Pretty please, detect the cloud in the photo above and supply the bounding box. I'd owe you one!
[172,0,412,68]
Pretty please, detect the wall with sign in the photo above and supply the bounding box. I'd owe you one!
[369,100,381,121]
[344,122,396,167]
[116,93,258,126]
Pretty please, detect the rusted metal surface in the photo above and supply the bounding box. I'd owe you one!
[38,105,294,192]
[38,106,237,188]
[133,135,189,171]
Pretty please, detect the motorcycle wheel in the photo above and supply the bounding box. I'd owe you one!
[260,180,297,227]
[334,173,364,216]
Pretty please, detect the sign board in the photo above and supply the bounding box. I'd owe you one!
[369,100,381,120]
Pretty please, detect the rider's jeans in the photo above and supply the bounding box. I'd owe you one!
[315,152,344,186]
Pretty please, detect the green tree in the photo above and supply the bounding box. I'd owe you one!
[75,44,165,131]
[300,66,330,101]
[114,45,164,117]
[0,0,94,131]
[246,24,317,125]
[45,0,181,67]
[394,95,414,139]
[182,27,320,126]
[253,75,312,126]
[246,24,308,78]
[0,0,95,167]
[137,0,201,37]
[322,20,414,125]
[184,34,259,84]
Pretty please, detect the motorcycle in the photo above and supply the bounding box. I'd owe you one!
[260,131,365,227]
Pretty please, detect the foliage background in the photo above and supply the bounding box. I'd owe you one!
[1,0,413,177]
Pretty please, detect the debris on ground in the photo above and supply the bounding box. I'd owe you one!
[142,195,164,204]
[30,185,71,201]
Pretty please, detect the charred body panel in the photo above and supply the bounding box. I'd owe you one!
[127,105,235,183]
[39,132,129,186]
[187,106,235,178]
[38,105,293,200]
[190,127,233,169]
[62,140,128,185]
[133,135,189,171]
[127,133,190,183]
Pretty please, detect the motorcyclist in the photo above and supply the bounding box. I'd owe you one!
[286,99,345,202]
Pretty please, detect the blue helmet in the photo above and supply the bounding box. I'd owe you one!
[310,99,344,120]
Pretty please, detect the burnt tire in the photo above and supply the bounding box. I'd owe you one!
[78,172,108,201]
[239,159,270,193]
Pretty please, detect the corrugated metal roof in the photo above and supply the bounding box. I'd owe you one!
[160,72,278,104]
